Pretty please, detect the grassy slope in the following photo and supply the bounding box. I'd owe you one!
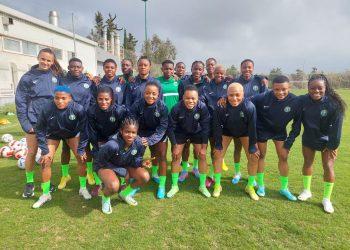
[0,89,349,249]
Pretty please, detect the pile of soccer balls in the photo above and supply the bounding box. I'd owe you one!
[0,134,41,170]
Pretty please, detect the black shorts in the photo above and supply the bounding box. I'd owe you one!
[257,131,286,143]
[302,140,326,151]
[175,133,203,144]
[95,166,128,177]
[222,130,248,138]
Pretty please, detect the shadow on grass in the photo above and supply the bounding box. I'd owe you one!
[0,161,98,218]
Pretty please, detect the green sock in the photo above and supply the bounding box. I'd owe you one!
[214,173,221,187]
[323,182,334,199]
[102,195,110,203]
[93,172,102,185]
[234,162,241,174]
[151,165,158,177]
[280,176,289,190]
[199,173,207,188]
[193,159,199,169]
[257,173,265,187]
[303,175,312,191]
[120,177,126,185]
[41,181,50,195]
[120,185,135,197]
[248,176,256,187]
[61,164,69,177]
[86,162,93,175]
[209,165,214,178]
[79,176,87,188]
[159,176,166,188]
[171,173,179,187]
[181,161,189,172]
[26,171,34,183]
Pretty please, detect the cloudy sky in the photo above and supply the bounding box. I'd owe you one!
[1,0,349,73]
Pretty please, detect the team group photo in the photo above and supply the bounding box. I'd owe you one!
[0,0,349,249]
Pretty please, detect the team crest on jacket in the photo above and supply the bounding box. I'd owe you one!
[253,85,259,91]
[131,149,137,155]
[115,86,121,92]
[154,111,160,117]
[223,84,228,90]
[69,114,76,120]
[110,116,116,122]
[284,106,291,113]
[194,113,200,120]
[83,83,89,89]
[240,111,244,118]
[320,109,328,117]
[52,76,58,84]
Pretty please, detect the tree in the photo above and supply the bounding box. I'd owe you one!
[226,65,239,78]
[94,11,104,40]
[290,69,306,81]
[123,29,138,64]
[269,67,283,81]
[141,34,176,64]
[105,13,122,41]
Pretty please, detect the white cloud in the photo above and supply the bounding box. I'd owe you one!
[1,0,349,73]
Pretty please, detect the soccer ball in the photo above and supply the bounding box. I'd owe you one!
[0,146,14,158]
[8,140,22,151]
[17,157,26,170]
[14,148,28,159]
[1,134,13,143]
[35,152,41,164]
[19,138,27,147]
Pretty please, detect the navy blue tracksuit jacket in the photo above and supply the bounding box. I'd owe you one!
[168,100,210,145]
[297,94,343,150]
[252,91,302,149]
[130,98,168,146]
[213,99,257,153]
[35,101,88,155]
[15,65,60,133]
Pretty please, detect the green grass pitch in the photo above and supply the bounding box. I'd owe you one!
[0,89,349,248]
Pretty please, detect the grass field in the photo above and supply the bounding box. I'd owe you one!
[0,89,349,249]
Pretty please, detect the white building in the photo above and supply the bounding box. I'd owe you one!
[0,4,103,104]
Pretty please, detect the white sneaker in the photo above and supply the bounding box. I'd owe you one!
[322,198,334,214]
[79,188,92,200]
[32,194,52,209]
[298,189,312,201]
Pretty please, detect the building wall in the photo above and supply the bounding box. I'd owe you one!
[0,11,97,101]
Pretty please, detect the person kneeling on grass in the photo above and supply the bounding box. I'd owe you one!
[94,117,151,214]
[167,85,211,198]
[34,85,90,208]
[297,74,346,214]
[212,83,260,199]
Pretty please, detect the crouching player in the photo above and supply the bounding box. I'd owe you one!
[34,85,90,208]
[213,83,260,199]
[130,81,168,199]
[167,85,211,198]
[94,118,151,214]
[297,74,345,213]
[252,75,301,200]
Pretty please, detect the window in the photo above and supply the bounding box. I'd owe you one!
[67,51,75,60]
[3,37,21,52]
[53,48,62,60]
[22,41,37,56]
